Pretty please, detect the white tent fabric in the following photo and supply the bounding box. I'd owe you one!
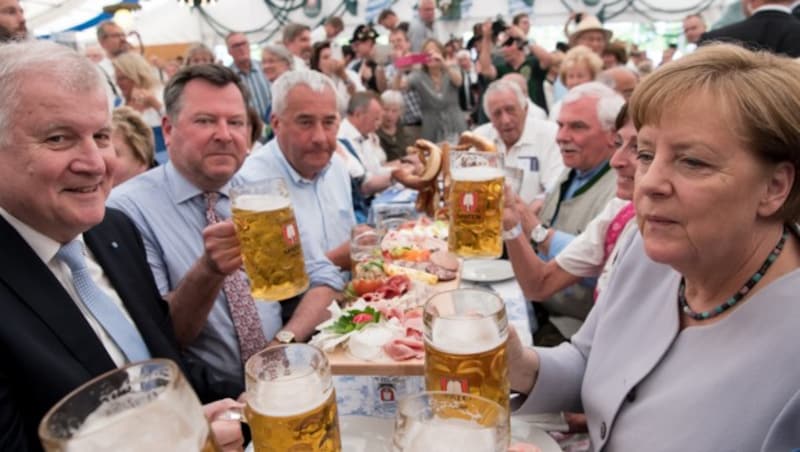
[23,0,735,47]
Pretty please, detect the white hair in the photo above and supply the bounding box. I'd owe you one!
[262,44,294,68]
[0,41,103,146]
[270,70,341,116]
[380,89,405,109]
[561,81,625,131]
[482,79,527,117]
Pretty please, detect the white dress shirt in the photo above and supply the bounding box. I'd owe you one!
[473,116,564,204]
[338,118,390,177]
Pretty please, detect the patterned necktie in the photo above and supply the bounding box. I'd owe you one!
[56,241,151,363]
[204,192,268,362]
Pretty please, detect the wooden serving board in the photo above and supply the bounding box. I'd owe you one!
[327,273,460,376]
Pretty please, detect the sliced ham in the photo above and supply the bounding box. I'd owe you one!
[383,336,425,361]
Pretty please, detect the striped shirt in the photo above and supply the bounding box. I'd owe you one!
[230,60,271,123]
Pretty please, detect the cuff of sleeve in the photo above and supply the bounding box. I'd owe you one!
[503,223,523,241]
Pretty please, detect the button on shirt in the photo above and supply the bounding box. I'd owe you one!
[473,116,564,204]
[0,207,134,367]
[235,139,355,280]
[107,162,283,384]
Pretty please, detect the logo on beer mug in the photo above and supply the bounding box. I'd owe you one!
[440,377,469,393]
[282,223,299,246]
[459,192,478,213]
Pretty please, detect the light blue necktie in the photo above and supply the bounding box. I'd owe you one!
[56,241,151,363]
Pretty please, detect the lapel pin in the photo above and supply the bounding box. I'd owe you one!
[111,241,119,249]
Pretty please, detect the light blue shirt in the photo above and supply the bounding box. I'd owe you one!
[230,60,271,123]
[235,139,355,281]
[107,162,282,385]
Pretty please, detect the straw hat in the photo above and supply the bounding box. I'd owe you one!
[569,15,613,43]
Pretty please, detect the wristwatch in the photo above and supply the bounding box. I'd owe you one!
[275,330,296,344]
[530,224,549,251]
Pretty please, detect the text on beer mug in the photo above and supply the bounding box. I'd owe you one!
[39,359,219,452]
[393,391,509,452]
[448,151,505,259]
[245,344,342,452]
[423,288,510,432]
[230,177,310,301]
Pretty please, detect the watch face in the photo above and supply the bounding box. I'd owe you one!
[532,226,548,243]
[276,331,295,343]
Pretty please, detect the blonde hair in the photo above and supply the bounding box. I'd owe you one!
[629,43,800,222]
[112,52,158,91]
[559,45,603,85]
[112,107,155,167]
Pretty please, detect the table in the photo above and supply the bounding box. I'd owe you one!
[331,275,533,418]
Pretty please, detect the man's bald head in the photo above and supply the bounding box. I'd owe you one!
[599,66,638,101]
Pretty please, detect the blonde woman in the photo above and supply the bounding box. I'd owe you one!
[111,107,155,186]
[548,45,604,121]
[112,52,164,127]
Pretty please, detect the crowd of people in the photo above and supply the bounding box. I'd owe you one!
[1,0,800,450]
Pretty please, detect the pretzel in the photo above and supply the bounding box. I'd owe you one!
[457,131,496,153]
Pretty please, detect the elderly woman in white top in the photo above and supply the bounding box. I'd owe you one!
[508,44,800,451]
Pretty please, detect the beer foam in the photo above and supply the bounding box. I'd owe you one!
[451,166,505,182]
[431,317,504,355]
[401,418,497,452]
[64,391,208,452]
[233,193,290,212]
[249,372,332,418]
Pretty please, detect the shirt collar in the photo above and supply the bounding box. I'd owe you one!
[752,4,791,14]
[338,118,364,142]
[0,205,85,265]
[165,161,231,204]
[575,161,608,181]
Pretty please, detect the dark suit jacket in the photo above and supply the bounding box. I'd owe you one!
[0,208,240,451]
[794,4,800,20]
[699,9,800,58]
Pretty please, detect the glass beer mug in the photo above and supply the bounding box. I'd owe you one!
[244,344,342,452]
[39,359,218,452]
[230,177,310,301]
[448,150,505,259]
[423,289,510,424]
[393,391,509,452]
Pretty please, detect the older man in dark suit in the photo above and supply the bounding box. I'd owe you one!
[699,0,800,57]
[0,41,243,451]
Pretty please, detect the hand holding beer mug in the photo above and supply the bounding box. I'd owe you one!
[39,359,220,452]
[448,150,505,259]
[230,178,309,301]
[244,344,342,452]
[423,289,510,433]
[393,391,509,452]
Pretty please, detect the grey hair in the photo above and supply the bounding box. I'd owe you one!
[561,81,625,131]
[0,41,104,146]
[262,44,294,67]
[482,79,527,117]
[271,70,341,116]
[380,90,405,109]
[597,66,639,90]
[347,91,379,115]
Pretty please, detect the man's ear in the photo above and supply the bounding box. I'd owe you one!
[162,114,173,149]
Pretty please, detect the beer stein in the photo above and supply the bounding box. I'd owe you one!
[448,150,505,259]
[245,344,342,452]
[392,391,509,452]
[230,177,309,301]
[39,359,218,452]
[423,289,509,422]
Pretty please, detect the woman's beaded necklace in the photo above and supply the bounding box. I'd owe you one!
[678,226,788,321]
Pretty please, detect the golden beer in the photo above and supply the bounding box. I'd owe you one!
[448,167,505,259]
[245,344,342,452]
[424,318,509,416]
[246,385,341,452]
[232,192,309,301]
[422,289,510,439]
